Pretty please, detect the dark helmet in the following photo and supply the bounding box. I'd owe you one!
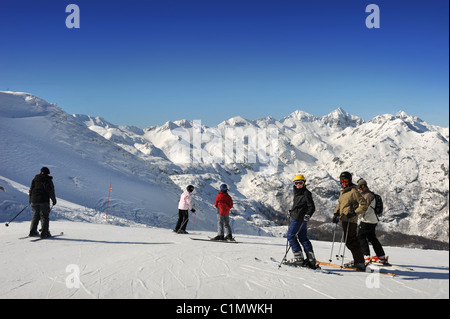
[187,185,195,193]
[40,167,50,175]
[219,184,228,191]
[339,171,352,183]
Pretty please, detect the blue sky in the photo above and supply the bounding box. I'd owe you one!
[1,0,448,128]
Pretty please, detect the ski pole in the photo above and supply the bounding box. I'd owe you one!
[192,212,196,231]
[328,222,338,262]
[278,216,291,268]
[336,227,345,260]
[5,204,30,227]
[340,221,351,268]
[279,238,291,269]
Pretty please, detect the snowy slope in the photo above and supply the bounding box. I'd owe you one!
[0,92,180,227]
[0,91,449,245]
[0,220,448,299]
[0,92,274,236]
[0,91,448,300]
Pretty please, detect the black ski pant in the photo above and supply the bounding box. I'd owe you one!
[358,222,385,257]
[174,209,189,232]
[30,202,51,234]
[342,221,365,265]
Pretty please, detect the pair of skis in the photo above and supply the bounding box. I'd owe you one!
[316,260,396,276]
[266,257,396,277]
[190,237,238,244]
[366,256,414,272]
[19,232,64,242]
[263,257,342,276]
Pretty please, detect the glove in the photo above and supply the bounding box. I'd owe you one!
[346,210,356,218]
[303,214,311,222]
[190,208,196,213]
[332,214,340,224]
[52,199,57,206]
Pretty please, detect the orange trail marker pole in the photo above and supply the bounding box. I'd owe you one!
[106,182,112,221]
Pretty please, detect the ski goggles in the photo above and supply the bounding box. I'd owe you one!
[294,181,305,186]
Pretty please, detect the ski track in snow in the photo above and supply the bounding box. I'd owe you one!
[0,221,448,299]
[302,284,336,299]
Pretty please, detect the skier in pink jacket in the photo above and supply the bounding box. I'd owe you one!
[174,185,196,234]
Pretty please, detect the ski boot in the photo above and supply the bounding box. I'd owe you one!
[40,231,52,239]
[372,256,388,264]
[284,251,305,267]
[224,234,236,242]
[304,251,320,270]
[344,260,366,272]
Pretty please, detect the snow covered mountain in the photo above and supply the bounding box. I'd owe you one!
[0,91,448,246]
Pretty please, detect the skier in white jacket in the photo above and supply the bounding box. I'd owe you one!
[357,178,386,264]
[174,185,196,234]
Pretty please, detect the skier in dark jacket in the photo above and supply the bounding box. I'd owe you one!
[286,174,317,269]
[29,167,57,238]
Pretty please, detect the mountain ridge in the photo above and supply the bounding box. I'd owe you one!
[1,91,448,246]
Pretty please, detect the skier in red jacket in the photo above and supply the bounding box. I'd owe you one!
[212,184,234,241]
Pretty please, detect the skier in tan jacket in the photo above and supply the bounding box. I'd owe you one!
[333,171,368,271]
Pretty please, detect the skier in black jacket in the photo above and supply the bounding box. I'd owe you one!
[286,174,318,269]
[29,167,57,238]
